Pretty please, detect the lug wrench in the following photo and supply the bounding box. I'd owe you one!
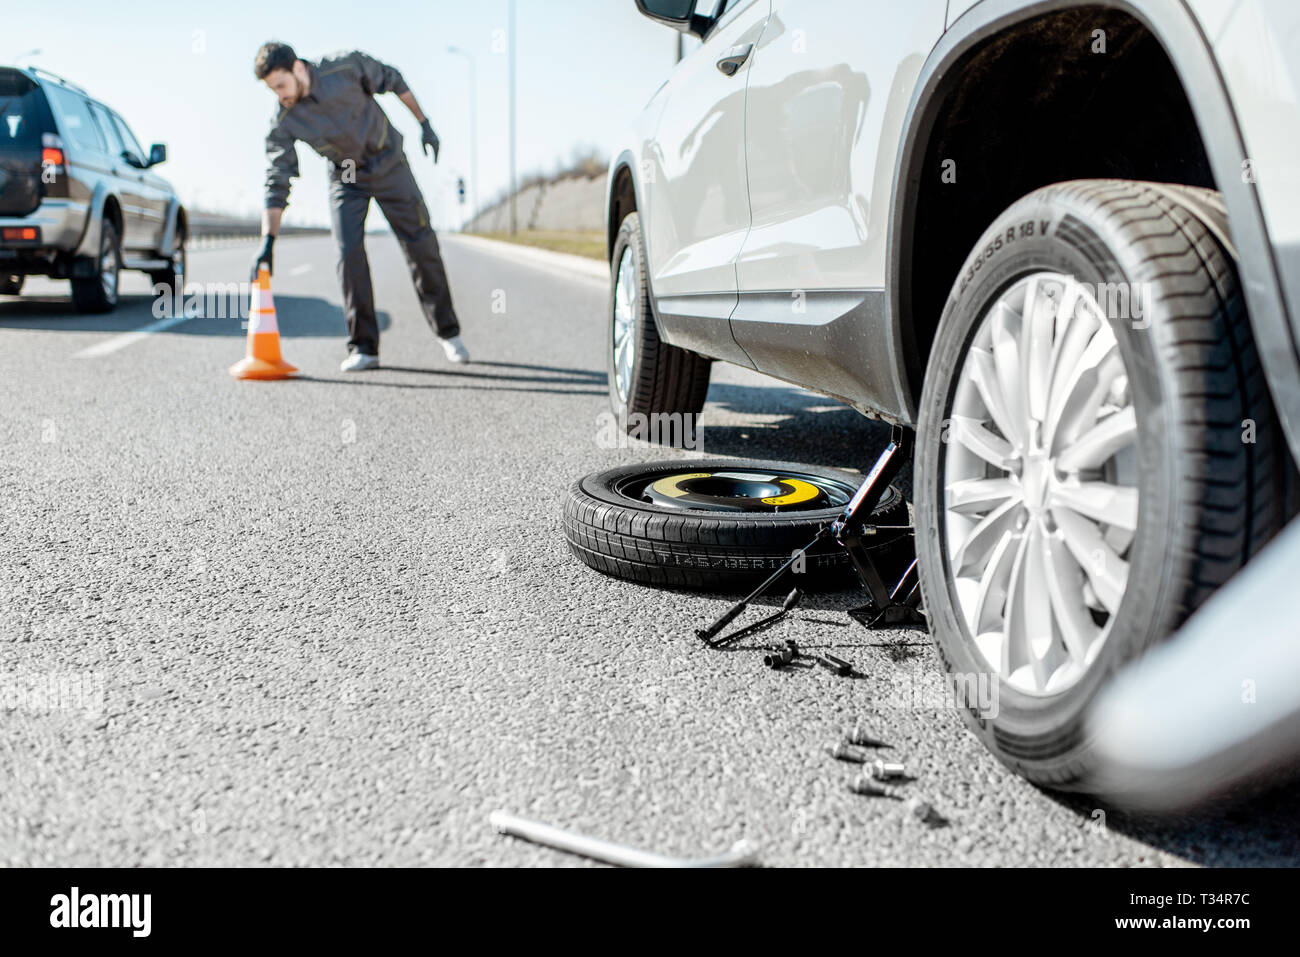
[708,588,804,649]
[490,811,759,868]
[695,530,827,645]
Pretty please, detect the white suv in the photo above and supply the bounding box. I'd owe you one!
[608,0,1300,790]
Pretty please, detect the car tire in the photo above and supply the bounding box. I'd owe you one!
[72,219,122,314]
[564,458,908,592]
[0,274,22,296]
[149,231,187,294]
[914,179,1288,789]
[608,211,712,442]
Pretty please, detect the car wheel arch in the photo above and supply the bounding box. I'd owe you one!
[607,150,676,345]
[157,199,187,258]
[100,195,124,248]
[70,184,122,261]
[886,0,1300,467]
[606,151,642,261]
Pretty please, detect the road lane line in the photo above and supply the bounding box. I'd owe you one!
[74,314,196,358]
[289,264,313,276]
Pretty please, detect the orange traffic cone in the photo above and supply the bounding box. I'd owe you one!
[230,265,297,380]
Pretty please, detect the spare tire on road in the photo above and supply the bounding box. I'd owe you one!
[563,459,908,592]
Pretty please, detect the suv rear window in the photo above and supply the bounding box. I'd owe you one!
[45,84,107,153]
[0,70,48,149]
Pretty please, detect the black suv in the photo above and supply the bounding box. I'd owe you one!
[0,67,186,312]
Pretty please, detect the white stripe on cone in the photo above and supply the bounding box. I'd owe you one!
[249,285,279,334]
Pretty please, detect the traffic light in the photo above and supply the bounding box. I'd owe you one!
[457,178,467,205]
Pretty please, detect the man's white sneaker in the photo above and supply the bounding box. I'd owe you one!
[440,335,470,364]
[340,352,380,372]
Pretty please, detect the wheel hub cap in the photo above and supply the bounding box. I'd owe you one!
[622,469,855,513]
[612,248,637,402]
[942,273,1140,696]
[1019,449,1052,511]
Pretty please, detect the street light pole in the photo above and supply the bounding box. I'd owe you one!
[446,46,479,232]
[508,0,518,236]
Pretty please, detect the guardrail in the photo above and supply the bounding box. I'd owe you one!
[187,216,329,247]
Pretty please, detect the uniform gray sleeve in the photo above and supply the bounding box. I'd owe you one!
[351,51,410,97]
[264,121,298,210]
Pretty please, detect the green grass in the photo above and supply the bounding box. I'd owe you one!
[475,230,606,261]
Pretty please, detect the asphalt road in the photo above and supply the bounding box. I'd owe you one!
[2,234,1297,867]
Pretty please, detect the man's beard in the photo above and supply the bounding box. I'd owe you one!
[281,75,306,108]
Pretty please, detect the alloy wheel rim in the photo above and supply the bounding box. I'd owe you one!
[617,467,856,513]
[942,272,1139,696]
[612,248,637,402]
[101,235,119,302]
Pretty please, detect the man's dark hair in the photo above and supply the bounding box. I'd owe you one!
[254,42,298,80]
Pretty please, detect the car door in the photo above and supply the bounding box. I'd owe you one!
[643,0,772,366]
[109,111,166,252]
[85,101,146,249]
[729,0,948,412]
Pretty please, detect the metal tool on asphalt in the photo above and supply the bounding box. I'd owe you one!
[907,797,935,823]
[762,639,799,669]
[815,652,854,677]
[707,588,803,649]
[230,265,297,381]
[826,741,867,763]
[694,425,924,643]
[830,426,925,629]
[845,722,886,748]
[849,775,890,797]
[695,548,818,643]
[868,759,907,781]
[489,811,759,868]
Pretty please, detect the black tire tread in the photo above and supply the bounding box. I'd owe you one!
[563,464,907,592]
[71,221,120,314]
[920,178,1287,791]
[614,211,712,422]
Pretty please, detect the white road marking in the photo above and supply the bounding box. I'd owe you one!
[74,314,196,358]
[289,264,313,276]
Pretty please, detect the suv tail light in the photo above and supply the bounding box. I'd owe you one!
[2,227,40,242]
[40,132,69,199]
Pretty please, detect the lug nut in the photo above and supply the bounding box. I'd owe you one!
[844,722,885,748]
[825,741,866,763]
[849,775,887,797]
[815,653,853,677]
[907,797,934,823]
[868,758,906,780]
[763,645,795,669]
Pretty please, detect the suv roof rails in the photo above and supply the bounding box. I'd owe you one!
[25,66,91,97]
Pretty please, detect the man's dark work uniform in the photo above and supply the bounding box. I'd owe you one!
[264,51,459,356]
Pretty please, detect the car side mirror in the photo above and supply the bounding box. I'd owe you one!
[634,0,715,39]
[148,143,167,167]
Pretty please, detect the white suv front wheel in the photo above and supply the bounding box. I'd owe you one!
[914,180,1288,789]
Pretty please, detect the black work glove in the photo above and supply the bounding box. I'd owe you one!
[420,119,440,163]
[250,234,275,281]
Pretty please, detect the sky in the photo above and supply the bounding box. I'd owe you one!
[2,0,683,230]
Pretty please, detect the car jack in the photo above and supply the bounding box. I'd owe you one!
[833,426,926,629]
[696,425,924,645]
